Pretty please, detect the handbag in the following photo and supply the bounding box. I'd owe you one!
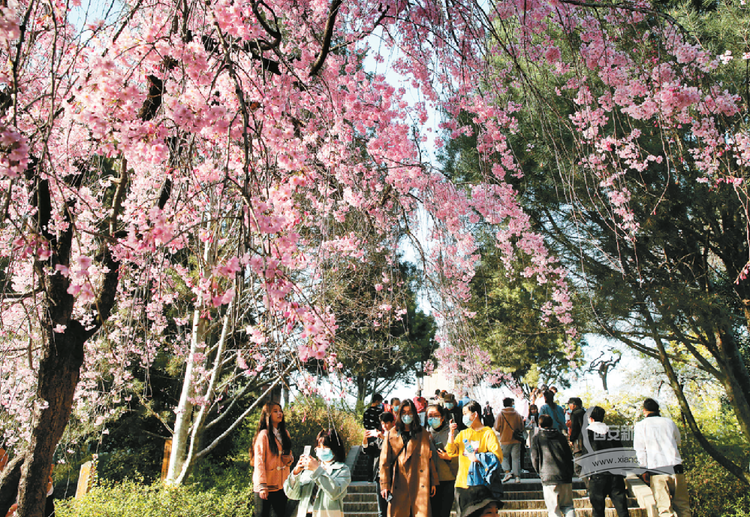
[502,412,524,442]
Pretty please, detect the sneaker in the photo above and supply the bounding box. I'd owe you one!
[521,469,529,474]
[502,473,513,483]
[514,477,521,483]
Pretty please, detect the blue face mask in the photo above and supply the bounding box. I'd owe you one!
[428,417,442,429]
[393,405,400,413]
[401,414,414,425]
[316,448,334,463]
[462,413,475,428]
[445,403,455,410]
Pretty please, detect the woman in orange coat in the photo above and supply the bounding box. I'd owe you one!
[251,402,294,517]
[379,398,439,517]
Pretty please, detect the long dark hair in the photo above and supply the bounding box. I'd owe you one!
[396,398,423,437]
[251,402,292,460]
[543,390,557,407]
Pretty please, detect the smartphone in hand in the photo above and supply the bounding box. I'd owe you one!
[303,445,311,457]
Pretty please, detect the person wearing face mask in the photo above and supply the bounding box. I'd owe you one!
[426,404,458,517]
[389,397,402,415]
[445,401,502,516]
[285,428,351,517]
[380,398,439,517]
[442,393,464,432]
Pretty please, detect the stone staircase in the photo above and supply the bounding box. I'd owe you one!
[343,445,651,517]
[344,482,380,517]
[498,478,646,516]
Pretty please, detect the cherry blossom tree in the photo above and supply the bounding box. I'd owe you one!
[431,0,750,483]
[22,0,744,512]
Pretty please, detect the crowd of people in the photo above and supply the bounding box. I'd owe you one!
[355,388,690,517]
[0,385,689,517]
[249,388,690,517]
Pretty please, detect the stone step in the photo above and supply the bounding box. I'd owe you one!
[502,489,588,500]
[344,501,379,512]
[344,492,378,503]
[498,471,543,479]
[497,509,647,517]
[347,481,378,493]
[501,479,587,491]
[501,497,639,510]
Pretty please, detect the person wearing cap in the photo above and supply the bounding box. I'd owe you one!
[633,398,690,517]
[442,393,465,432]
[456,485,502,517]
[566,397,586,483]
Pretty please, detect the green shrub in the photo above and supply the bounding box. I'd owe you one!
[55,479,254,517]
[282,397,364,461]
[723,494,750,517]
[680,431,750,517]
[236,397,363,465]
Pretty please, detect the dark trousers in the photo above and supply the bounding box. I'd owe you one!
[431,479,455,517]
[377,484,389,517]
[255,489,287,517]
[588,474,629,517]
[365,439,380,482]
[45,495,55,517]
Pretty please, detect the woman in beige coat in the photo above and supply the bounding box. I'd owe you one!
[380,398,439,517]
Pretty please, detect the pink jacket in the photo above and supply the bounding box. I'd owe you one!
[252,429,292,492]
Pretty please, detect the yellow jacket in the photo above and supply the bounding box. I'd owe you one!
[445,426,502,488]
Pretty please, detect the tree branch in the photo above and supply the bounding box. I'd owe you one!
[309,0,343,77]
[195,362,295,460]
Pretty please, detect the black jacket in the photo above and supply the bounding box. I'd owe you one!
[569,407,586,453]
[530,428,574,485]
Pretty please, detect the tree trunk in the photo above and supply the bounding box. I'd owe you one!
[713,327,750,442]
[640,305,750,485]
[166,231,213,484]
[356,376,367,407]
[170,300,233,484]
[15,322,87,517]
[165,308,205,484]
[600,370,609,392]
[0,453,26,516]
